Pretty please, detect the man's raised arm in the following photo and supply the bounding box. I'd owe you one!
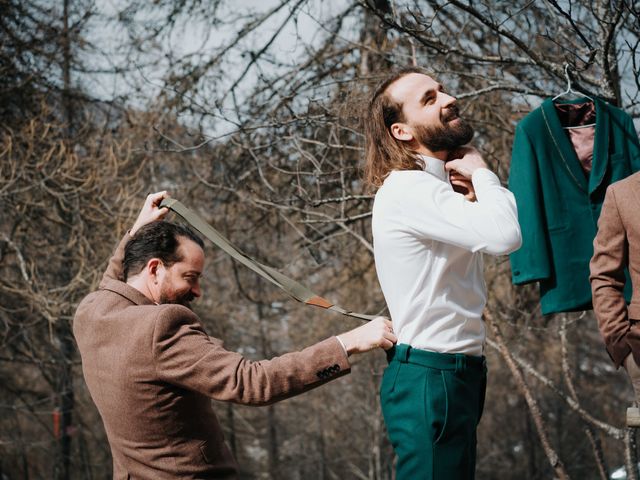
[99,191,170,287]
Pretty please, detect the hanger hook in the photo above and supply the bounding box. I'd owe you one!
[553,62,594,102]
[563,64,571,91]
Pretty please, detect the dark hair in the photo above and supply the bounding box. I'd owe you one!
[123,221,204,280]
[364,66,432,188]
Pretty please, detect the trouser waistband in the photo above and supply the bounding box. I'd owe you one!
[386,343,485,372]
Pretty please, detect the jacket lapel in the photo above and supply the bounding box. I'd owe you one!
[541,98,589,192]
[588,98,611,195]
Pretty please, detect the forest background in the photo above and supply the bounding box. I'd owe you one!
[2,1,640,479]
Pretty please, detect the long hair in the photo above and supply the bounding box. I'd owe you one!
[364,67,431,188]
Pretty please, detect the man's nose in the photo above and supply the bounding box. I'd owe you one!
[439,91,457,108]
[192,282,202,298]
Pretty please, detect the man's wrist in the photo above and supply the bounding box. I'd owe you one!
[336,335,352,357]
[471,167,497,184]
[130,222,143,236]
[470,165,490,176]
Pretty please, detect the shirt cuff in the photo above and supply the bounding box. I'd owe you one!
[471,167,500,186]
[336,335,349,358]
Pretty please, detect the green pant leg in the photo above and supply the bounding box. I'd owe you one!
[432,367,486,480]
[380,357,487,480]
[381,360,435,479]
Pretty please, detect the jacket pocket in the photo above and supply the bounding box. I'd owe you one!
[547,222,570,233]
[545,204,569,232]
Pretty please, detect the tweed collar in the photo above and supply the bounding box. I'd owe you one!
[100,278,155,306]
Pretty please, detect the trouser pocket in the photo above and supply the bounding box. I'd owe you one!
[380,360,401,398]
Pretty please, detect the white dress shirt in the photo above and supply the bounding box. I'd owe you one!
[372,156,521,356]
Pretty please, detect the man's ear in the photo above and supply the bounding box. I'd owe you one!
[390,122,414,142]
[147,258,161,279]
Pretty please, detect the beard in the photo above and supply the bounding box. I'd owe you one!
[413,106,474,152]
[159,286,195,309]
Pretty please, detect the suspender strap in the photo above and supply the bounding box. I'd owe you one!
[160,198,376,322]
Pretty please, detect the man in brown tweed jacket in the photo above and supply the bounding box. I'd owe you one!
[591,171,640,401]
[73,191,396,479]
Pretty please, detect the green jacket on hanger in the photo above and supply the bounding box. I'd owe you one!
[509,97,640,314]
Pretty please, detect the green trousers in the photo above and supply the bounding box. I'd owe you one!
[380,344,487,480]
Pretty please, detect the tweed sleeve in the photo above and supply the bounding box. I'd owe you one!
[590,186,631,368]
[151,305,351,405]
[99,233,131,288]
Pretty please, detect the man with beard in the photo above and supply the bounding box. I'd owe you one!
[73,192,396,479]
[364,68,521,480]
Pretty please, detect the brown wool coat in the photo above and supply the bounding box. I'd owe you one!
[73,234,351,479]
[591,171,640,368]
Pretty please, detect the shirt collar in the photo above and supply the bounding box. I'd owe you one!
[419,154,448,182]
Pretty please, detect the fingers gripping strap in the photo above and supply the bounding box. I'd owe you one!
[160,199,376,322]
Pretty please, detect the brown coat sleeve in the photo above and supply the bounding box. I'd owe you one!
[99,233,131,288]
[590,186,630,368]
[152,304,351,405]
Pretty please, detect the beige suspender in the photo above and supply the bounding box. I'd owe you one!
[160,198,376,322]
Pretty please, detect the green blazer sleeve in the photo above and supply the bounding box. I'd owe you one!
[625,115,640,171]
[508,124,552,284]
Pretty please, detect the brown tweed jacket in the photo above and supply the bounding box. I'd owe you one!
[73,234,351,479]
[591,171,640,368]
